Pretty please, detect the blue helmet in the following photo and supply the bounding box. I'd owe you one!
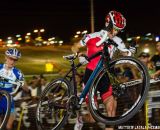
[5,48,21,59]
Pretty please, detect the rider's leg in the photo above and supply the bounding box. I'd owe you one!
[81,94,96,123]
[104,96,117,130]
[104,96,117,117]
[81,94,117,130]
[101,85,117,130]
[6,113,15,130]
[6,100,15,130]
[74,96,97,130]
[74,68,95,130]
[81,68,96,123]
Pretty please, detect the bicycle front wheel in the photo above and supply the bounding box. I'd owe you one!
[36,78,72,130]
[0,90,11,130]
[89,57,150,125]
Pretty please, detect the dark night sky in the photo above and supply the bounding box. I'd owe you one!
[0,0,160,42]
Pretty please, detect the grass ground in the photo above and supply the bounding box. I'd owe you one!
[0,45,85,81]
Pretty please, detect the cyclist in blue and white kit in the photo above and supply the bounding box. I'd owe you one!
[0,48,24,130]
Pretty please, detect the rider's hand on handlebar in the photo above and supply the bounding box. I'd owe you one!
[78,53,86,57]
[129,46,137,54]
[18,80,25,87]
[129,40,138,54]
[78,55,89,65]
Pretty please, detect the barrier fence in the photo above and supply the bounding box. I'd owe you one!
[12,83,160,130]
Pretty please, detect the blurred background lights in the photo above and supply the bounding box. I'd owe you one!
[143,48,150,53]
[155,36,159,42]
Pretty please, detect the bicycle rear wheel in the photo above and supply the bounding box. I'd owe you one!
[36,78,72,130]
[0,90,11,130]
[89,57,150,125]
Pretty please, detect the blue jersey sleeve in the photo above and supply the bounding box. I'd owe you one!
[13,68,24,81]
[0,64,3,70]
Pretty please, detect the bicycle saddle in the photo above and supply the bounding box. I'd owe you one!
[63,54,76,60]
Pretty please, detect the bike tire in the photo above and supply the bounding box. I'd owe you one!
[0,90,11,130]
[88,57,150,125]
[36,78,72,130]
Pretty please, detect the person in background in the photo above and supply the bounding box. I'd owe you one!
[28,75,39,97]
[28,74,47,97]
[38,74,47,94]
[150,42,160,78]
[0,48,24,130]
[138,52,157,78]
[13,82,31,100]
[138,52,150,65]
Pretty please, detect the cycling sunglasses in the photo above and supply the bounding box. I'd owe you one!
[113,26,122,32]
[7,57,18,61]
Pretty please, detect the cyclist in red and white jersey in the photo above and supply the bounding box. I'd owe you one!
[72,10,136,130]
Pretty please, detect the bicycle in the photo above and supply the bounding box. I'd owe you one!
[36,40,150,130]
[0,76,23,130]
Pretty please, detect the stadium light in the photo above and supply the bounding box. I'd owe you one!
[155,36,159,42]
[16,34,21,38]
[34,29,38,33]
[143,48,150,53]
[40,29,45,32]
[7,40,13,44]
[146,33,151,36]
[7,37,12,40]
[127,38,132,42]
[136,36,141,40]
[27,32,31,36]
[76,31,81,34]
[74,35,79,38]
[82,30,88,34]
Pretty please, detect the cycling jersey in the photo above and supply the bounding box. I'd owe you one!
[80,29,130,70]
[0,64,24,113]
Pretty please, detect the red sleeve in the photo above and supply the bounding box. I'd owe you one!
[86,37,101,47]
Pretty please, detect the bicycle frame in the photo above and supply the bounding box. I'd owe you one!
[79,59,104,105]
[63,42,112,107]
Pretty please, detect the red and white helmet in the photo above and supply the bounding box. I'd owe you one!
[105,10,126,30]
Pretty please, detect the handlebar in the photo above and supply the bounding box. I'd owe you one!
[75,51,102,68]
[63,53,78,61]
[0,76,24,95]
[64,39,119,68]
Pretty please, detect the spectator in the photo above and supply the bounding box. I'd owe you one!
[14,82,31,100]
[122,66,134,81]
[138,52,150,65]
[28,75,39,97]
[138,52,156,78]
[28,74,47,97]
[38,74,47,94]
[150,42,160,78]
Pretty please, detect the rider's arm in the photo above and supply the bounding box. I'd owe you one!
[112,36,132,56]
[71,34,90,53]
[16,70,25,89]
[149,60,160,78]
[150,70,160,79]
[71,41,83,53]
[21,81,30,93]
